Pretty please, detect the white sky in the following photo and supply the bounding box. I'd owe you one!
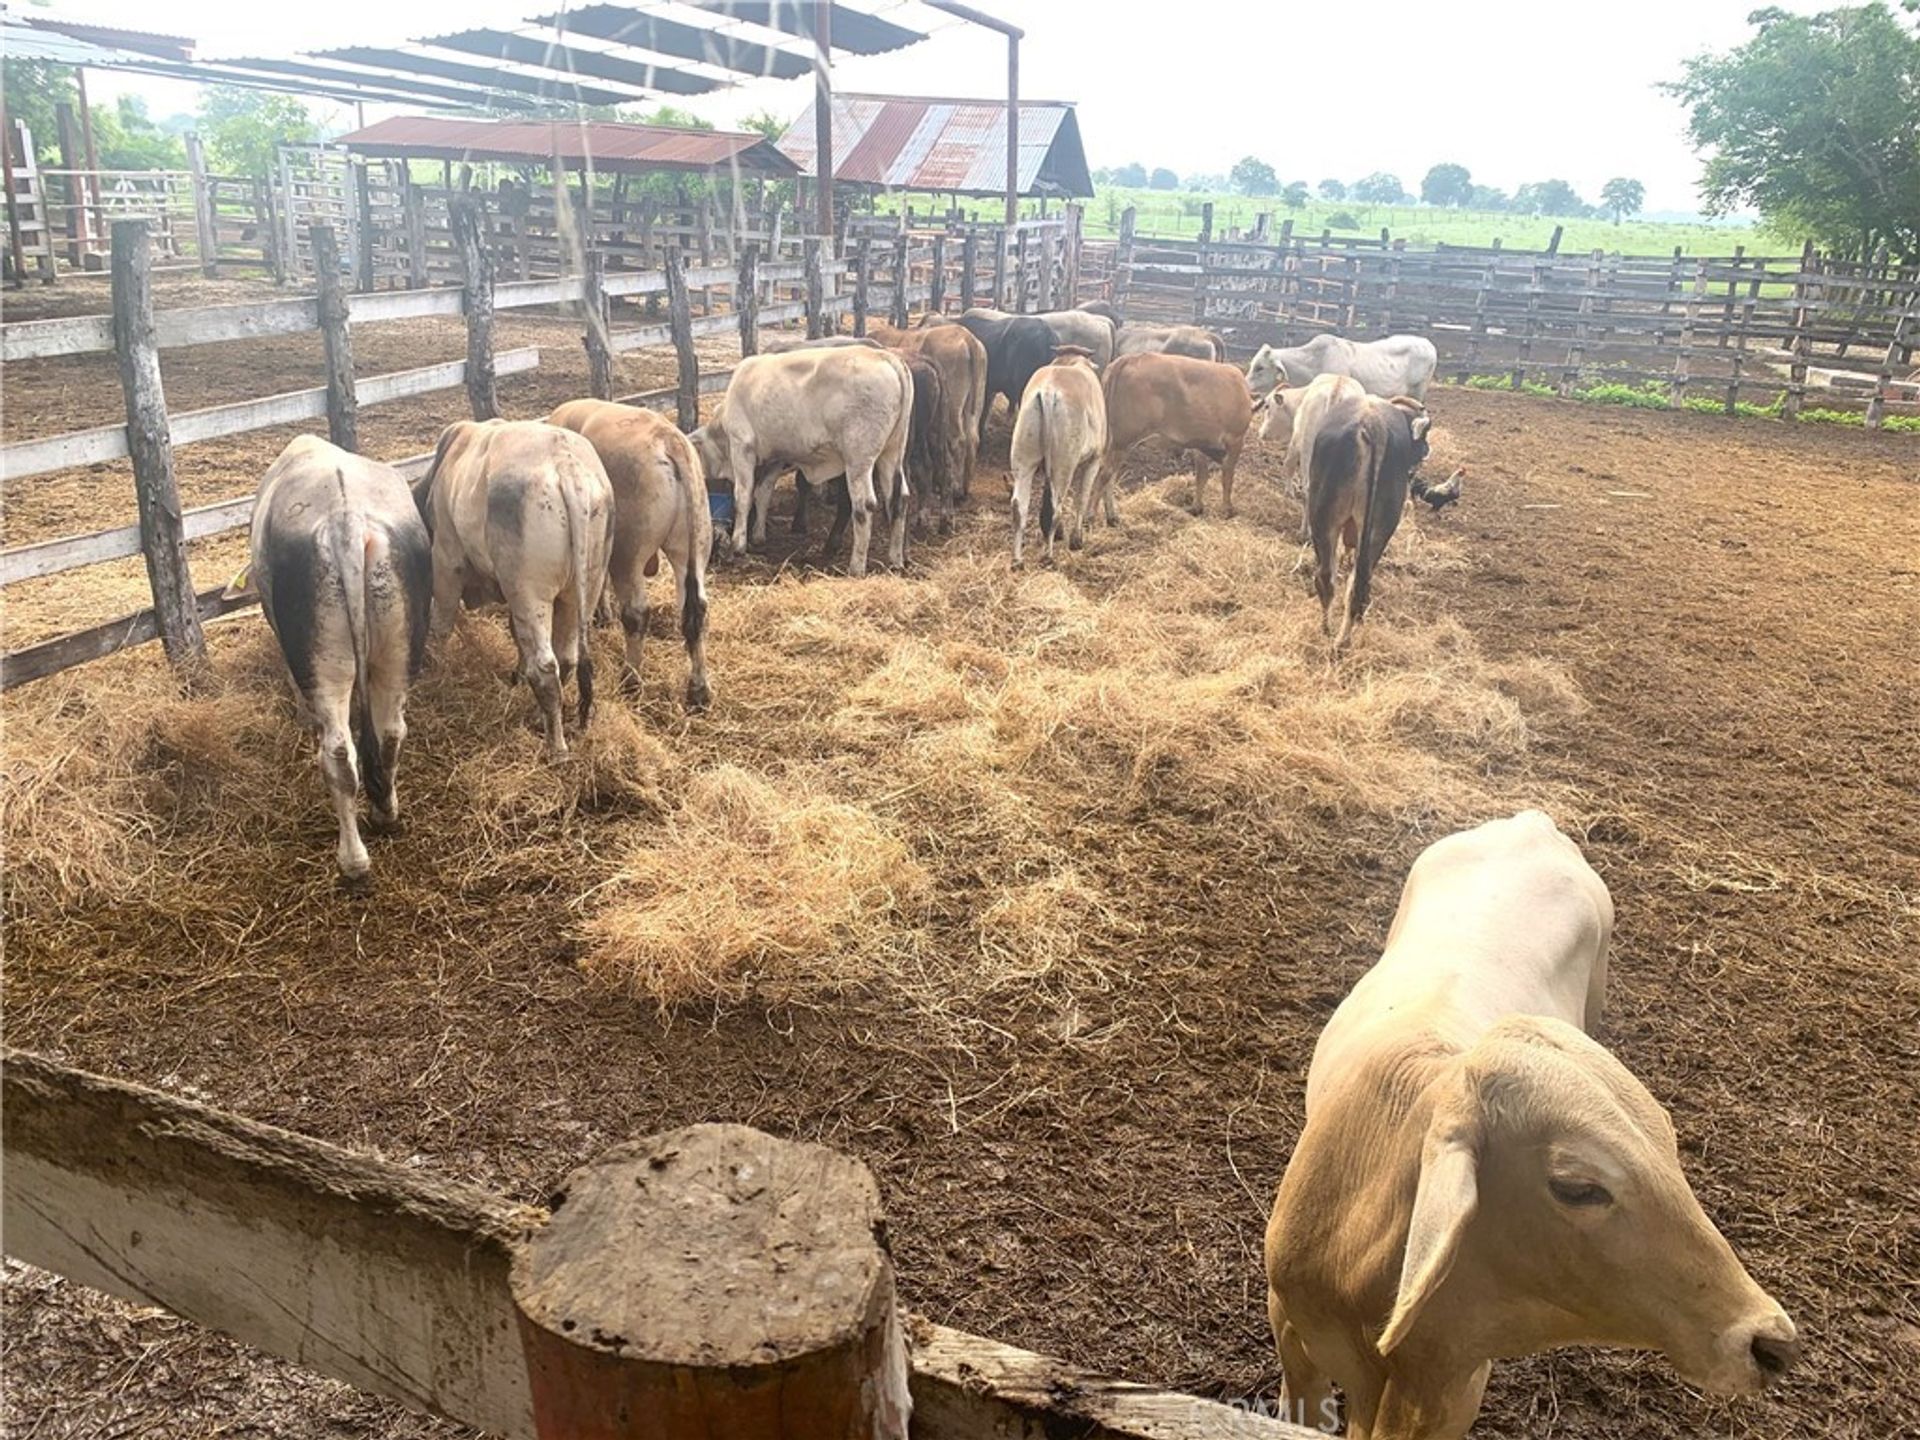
[62,0,1827,214]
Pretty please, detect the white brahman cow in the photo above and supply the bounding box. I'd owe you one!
[1247,333,1438,402]
[1009,346,1107,566]
[1265,811,1799,1438]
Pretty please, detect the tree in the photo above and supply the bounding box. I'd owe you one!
[1282,180,1310,209]
[1600,177,1646,223]
[1468,184,1510,212]
[1230,155,1278,196]
[1351,171,1407,204]
[1149,166,1179,190]
[2,58,67,162]
[1420,162,1473,207]
[1668,3,1920,262]
[91,96,186,170]
[737,109,787,141]
[1318,178,1347,201]
[197,86,319,178]
[1513,178,1587,216]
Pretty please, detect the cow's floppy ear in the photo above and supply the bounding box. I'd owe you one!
[1410,413,1433,443]
[1379,1075,1481,1355]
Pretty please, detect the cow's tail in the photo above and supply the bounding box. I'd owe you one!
[329,499,390,815]
[560,456,599,729]
[1034,388,1056,539]
[1348,423,1386,626]
[671,434,710,649]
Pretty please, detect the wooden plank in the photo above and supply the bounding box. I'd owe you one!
[1,494,254,584]
[311,224,357,451]
[0,584,256,689]
[2,1048,1314,1440]
[112,220,205,675]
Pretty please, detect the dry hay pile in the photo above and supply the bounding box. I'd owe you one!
[3,469,1582,1018]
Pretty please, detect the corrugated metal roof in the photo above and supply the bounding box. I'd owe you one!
[777,93,1093,198]
[682,2,923,55]
[336,116,801,176]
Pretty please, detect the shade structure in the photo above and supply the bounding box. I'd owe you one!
[335,116,800,177]
[777,94,1094,199]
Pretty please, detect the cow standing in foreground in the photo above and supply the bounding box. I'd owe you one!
[1247,333,1439,401]
[1101,353,1254,519]
[250,435,432,877]
[546,399,712,711]
[1009,347,1107,566]
[690,345,913,578]
[414,420,614,758]
[1306,393,1431,651]
[1266,810,1798,1439]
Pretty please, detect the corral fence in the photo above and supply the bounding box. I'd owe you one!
[0,199,1080,692]
[3,1045,1311,1439]
[1087,205,1920,424]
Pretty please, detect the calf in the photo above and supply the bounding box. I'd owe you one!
[1266,811,1798,1438]
[1009,347,1107,566]
[250,435,432,878]
[870,320,988,506]
[1101,352,1254,519]
[414,420,614,757]
[546,399,713,711]
[1304,393,1429,650]
[1247,332,1438,401]
[689,345,913,577]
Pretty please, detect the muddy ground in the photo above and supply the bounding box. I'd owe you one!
[3,273,1917,1439]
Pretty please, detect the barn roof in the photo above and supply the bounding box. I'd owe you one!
[776,93,1094,199]
[334,116,800,177]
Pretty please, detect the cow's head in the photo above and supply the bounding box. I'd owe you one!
[1380,1015,1798,1395]
[1245,344,1283,398]
[1387,396,1433,469]
[1256,384,1300,443]
[687,424,728,484]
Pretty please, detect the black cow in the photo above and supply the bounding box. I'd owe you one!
[1306,394,1432,652]
[938,311,1059,444]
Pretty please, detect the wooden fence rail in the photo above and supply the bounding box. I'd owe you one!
[2,1047,1308,1440]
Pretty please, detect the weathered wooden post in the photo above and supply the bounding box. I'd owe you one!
[353,161,376,292]
[276,146,298,279]
[1036,223,1055,312]
[310,224,358,451]
[960,229,978,311]
[582,249,614,401]
[450,194,498,420]
[403,182,429,289]
[993,226,1010,311]
[929,232,947,316]
[890,231,910,328]
[511,1125,910,1440]
[665,248,699,433]
[1783,240,1818,420]
[186,132,218,278]
[1865,293,1918,430]
[1670,258,1709,408]
[1014,229,1030,312]
[804,235,827,339]
[736,242,760,357]
[111,221,205,678]
[1115,205,1136,319]
[853,236,871,337]
[1199,201,1213,248]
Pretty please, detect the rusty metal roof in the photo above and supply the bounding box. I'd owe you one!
[336,116,801,176]
[777,93,1093,198]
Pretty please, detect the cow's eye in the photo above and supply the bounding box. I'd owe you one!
[1548,1177,1614,1207]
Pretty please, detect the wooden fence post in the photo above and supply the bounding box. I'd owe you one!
[891,231,909,328]
[310,225,358,451]
[510,1125,911,1440]
[1783,240,1817,420]
[403,182,428,289]
[582,248,614,401]
[960,230,978,311]
[450,195,498,420]
[736,242,760,358]
[1115,206,1136,319]
[1199,201,1213,247]
[994,226,1009,311]
[1015,229,1031,313]
[804,235,826,339]
[111,221,206,678]
[353,162,376,292]
[1561,249,1602,397]
[853,236,871,336]
[186,132,218,278]
[1865,292,1918,430]
[1512,257,1546,390]
[1036,223,1055,312]
[929,232,947,316]
[1670,259,1709,408]
[665,248,699,433]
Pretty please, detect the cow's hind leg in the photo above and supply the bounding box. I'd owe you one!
[310,684,369,878]
[1312,527,1338,636]
[509,601,568,759]
[1220,436,1244,519]
[1269,1290,1336,1436]
[675,544,712,712]
[611,549,651,698]
[844,460,879,578]
[1189,451,1211,516]
[363,634,410,832]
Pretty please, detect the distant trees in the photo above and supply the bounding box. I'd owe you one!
[1352,171,1408,204]
[1668,2,1919,262]
[1421,162,1473,207]
[1318,178,1346,201]
[1514,179,1587,216]
[1282,180,1310,209]
[1185,172,1227,192]
[1325,210,1361,230]
[197,87,319,179]
[1468,184,1510,211]
[1150,166,1179,190]
[1110,161,1149,186]
[1230,155,1279,196]
[1600,177,1646,223]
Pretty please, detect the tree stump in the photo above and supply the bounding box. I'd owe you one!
[510,1124,910,1440]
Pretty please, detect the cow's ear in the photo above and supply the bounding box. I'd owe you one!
[1379,1073,1481,1355]
[1410,413,1433,443]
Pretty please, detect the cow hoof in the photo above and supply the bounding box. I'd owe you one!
[685,680,712,713]
[336,857,372,887]
[366,808,402,836]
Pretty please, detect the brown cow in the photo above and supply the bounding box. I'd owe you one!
[870,320,989,511]
[546,399,713,711]
[1101,353,1254,519]
[1306,393,1431,651]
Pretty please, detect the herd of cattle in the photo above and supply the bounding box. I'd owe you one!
[242,300,1798,1437]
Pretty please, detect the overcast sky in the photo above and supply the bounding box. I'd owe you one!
[69,0,1830,214]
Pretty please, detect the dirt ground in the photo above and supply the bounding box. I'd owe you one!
[3,276,1918,1440]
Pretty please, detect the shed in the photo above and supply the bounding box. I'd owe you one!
[776,94,1093,199]
[334,117,799,178]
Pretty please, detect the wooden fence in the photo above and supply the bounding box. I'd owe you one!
[1090,208,1920,423]
[0,202,1078,691]
[2,1046,1309,1439]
